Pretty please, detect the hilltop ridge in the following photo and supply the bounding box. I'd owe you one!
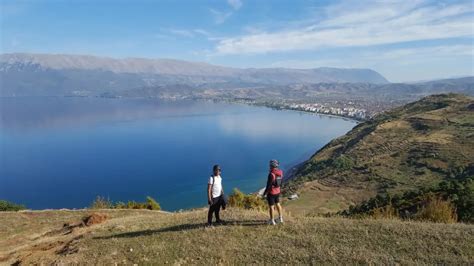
[1,208,472,264]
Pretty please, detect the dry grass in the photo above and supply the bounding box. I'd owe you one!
[1,208,473,264]
[284,180,376,216]
[371,205,400,220]
[416,197,458,223]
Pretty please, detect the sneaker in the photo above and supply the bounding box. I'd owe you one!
[277,216,284,224]
[205,223,214,228]
[268,219,276,225]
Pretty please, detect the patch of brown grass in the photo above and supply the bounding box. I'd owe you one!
[416,197,458,224]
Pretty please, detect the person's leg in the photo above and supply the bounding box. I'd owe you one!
[276,203,283,223]
[269,204,274,220]
[276,203,282,217]
[215,197,222,222]
[208,204,214,225]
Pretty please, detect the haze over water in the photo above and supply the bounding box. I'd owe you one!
[0,97,356,210]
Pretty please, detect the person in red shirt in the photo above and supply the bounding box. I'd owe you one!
[263,159,284,225]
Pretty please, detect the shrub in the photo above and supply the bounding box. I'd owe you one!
[333,155,354,171]
[0,200,26,211]
[227,188,245,208]
[228,188,267,211]
[415,197,457,223]
[371,205,399,220]
[90,196,161,210]
[91,196,113,209]
[146,196,161,210]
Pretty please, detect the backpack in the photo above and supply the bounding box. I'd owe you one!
[271,172,283,188]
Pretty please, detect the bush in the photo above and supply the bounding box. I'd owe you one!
[90,196,113,209]
[333,155,354,171]
[415,197,457,223]
[91,196,161,210]
[228,188,267,211]
[371,205,399,220]
[146,196,161,210]
[339,176,473,223]
[0,200,26,211]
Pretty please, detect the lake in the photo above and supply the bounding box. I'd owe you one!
[0,97,357,211]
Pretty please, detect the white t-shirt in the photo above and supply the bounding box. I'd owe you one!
[208,175,223,198]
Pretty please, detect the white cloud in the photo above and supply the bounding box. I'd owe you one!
[210,8,233,24]
[271,44,474,68]
[214,0,474,54]
[168,29,195,38]
[227,0,242,10]
[159,28,213,39]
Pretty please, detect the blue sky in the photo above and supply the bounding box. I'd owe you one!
[1,0,473,82]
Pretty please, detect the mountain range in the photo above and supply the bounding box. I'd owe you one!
[0,53,389,96]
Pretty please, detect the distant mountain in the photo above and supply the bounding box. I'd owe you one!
[285,94,474,216]
[0,53,389,96]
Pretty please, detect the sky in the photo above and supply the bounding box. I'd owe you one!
[0,0,473,82]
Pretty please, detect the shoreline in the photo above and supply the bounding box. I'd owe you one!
[1,95,366,123]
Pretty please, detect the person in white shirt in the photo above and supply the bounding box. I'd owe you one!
[207,164,225,226]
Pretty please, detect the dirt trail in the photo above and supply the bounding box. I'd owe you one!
[0,213,108,265]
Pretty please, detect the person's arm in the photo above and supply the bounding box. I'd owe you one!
[263,173,272,196]
[208,183,213,205]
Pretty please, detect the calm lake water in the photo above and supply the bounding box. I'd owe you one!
[0,97,356,210]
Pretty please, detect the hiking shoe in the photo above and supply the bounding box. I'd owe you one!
[216,219,225,225]
[277,217,284,224]
[205,223,214,228]
[268,219,276,225]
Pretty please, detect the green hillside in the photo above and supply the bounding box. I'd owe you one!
[1,209,473,264]
[285,94,473,216]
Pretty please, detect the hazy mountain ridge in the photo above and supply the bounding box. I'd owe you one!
[0,53,389,96]
[1,53,472,99]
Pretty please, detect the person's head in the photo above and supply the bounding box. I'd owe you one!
[269,159,279,169]
[213,164,221,176]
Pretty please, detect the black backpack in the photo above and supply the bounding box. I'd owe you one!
[272,173,283,188]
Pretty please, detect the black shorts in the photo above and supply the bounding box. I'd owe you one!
[266,194,280,206]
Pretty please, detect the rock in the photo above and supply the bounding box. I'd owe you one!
[288,194,299,200]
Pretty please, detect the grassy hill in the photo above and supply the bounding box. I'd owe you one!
[1,209,473,264]
[284,94,473,216]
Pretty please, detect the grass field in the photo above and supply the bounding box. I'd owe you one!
[1,208,473,264]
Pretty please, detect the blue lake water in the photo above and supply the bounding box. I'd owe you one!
[0,97,356,211]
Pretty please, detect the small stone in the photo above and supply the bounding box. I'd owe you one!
[129,248,133,252]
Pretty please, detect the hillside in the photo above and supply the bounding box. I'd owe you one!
[1,209,473,264]
[284,94,473,215]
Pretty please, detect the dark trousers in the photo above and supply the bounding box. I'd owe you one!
[208,196,223,224]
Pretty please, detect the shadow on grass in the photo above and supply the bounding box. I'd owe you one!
[95,219,267,239]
